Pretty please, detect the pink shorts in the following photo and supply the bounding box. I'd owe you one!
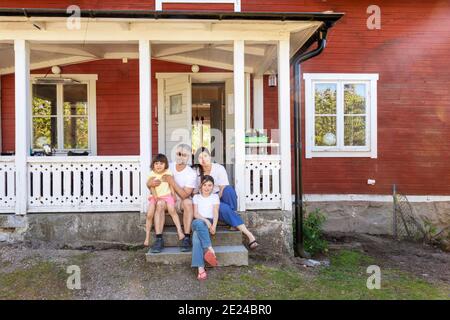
[148,195,176,206]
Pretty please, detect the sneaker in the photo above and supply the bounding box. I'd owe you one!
[180,236,191,252]
[150,237,164,253]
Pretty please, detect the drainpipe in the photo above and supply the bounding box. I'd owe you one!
[291,27,329,258]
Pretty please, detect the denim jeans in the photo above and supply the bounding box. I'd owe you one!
[191,218,213,268]
[219,185,244,227]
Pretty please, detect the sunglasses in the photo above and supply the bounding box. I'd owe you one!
[177,152,189,157]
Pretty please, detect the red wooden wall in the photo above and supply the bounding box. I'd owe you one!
[1,0,449,195]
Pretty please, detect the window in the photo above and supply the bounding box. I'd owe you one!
[304,73,378,158]
[31,75,97,154]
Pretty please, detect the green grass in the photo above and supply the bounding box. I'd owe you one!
[207,250,450,300]
[0,259,73,300]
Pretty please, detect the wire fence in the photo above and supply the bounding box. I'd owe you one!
[392,185,427,241]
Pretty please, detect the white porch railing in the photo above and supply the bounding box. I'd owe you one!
[245,155,282,210]
[0,157,16,213]
[27,156,141,213]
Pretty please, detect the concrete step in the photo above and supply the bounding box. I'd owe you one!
[163,213,227,226]
[146,245,248,266]
[150,227,243,247]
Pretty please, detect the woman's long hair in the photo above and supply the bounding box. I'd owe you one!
[193,147,211,181]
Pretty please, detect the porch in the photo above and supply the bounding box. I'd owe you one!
[0,11,338,215]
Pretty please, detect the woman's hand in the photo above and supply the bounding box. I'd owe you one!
[210,224,217,236]
[204,219,212,229]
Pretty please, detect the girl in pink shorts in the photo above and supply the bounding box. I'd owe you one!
[144,153,185,247]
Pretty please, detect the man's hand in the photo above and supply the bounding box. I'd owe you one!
[148,178,161,188]
[161,174,174,186]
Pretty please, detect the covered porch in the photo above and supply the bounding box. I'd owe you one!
[0,10,340,215]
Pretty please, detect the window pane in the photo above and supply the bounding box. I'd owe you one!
[63,84,88,116]
[63,117,89,149]
[344,116,366,146]
[315,116,337,146]
[344,84,366,114]
[32,84,57,116]
[33,117,57,149]
[315,83,337,114]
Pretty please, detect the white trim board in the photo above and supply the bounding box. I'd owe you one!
[302,194,450,203]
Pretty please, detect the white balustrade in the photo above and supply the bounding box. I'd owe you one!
[27,156,141,212]
[245,155,282,210]
[0,157,16,213]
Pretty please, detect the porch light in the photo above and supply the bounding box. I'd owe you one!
[268,74,277,87]
[51,65,61,74]
[191,64,200,73]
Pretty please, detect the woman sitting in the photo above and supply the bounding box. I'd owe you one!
[193,147,259,250]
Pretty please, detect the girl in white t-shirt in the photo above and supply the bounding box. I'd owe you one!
[191,175,219,280]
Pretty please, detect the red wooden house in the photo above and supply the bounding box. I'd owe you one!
[0,1,449,256]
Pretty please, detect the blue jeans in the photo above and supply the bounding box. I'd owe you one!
[191,218,213,268]
[219,186,244,227]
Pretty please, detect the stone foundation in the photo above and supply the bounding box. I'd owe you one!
[240,210,294,257]
[305,201,450,235]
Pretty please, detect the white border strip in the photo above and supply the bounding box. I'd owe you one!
[302,194,450,203]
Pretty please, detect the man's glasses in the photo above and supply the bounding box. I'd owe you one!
[177,152,189,157]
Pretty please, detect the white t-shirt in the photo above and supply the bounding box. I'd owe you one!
[169,162,198,199]
[195,163,230,194]
[193,193,220,220]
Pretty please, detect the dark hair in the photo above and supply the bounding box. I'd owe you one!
[151,153,169,170]
[193,147,211,180]
[200,175,215,187]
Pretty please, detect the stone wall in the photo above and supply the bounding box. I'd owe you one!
[240,210,294,258]
[305,201,450,236]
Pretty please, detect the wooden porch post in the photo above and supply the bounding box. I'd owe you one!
[139,40,152,213]
[14,39,31,215]
[253,76,264,130]
[233,40,246,211]
[278,39,293,211]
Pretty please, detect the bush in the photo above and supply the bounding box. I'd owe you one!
[303,209,328,256]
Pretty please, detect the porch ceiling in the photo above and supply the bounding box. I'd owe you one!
[0,9,338,75]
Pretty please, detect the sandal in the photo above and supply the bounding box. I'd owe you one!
[248,240,259,250]
[197,270,207,281]
[204,250,218,267]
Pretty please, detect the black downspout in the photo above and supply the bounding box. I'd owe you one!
[291,27,329,258]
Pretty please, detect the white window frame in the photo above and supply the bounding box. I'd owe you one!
[304,73,378,158]
[155,0,240,12]
[30,74,98,155]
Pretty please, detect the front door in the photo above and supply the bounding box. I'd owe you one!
[159,75,192,162]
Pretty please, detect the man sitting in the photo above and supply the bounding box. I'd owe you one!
[147,144,197,253]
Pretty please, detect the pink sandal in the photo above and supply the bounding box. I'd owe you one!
[204,250,218,267]
[197,270,207,281]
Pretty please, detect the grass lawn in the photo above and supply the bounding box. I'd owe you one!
[207,250,450,300]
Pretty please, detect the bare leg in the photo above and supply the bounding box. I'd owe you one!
[154,200,167,235]
[236,224,256,243]
[182,198,194,235]
[144,203,156,246]
[167,204,185,240]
